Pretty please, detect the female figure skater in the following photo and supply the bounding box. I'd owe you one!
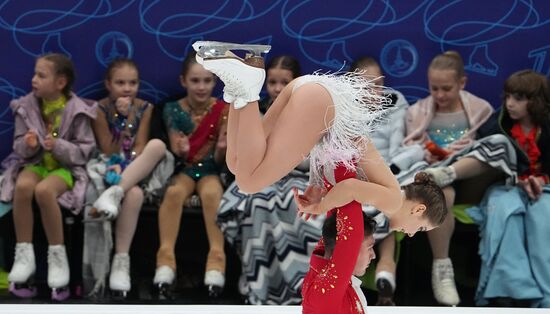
[192,41,442,220]
[193,41,447,312]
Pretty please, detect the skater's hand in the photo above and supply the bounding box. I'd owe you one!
[174,132,190,158]
[115,96,132,116]
[216,130,227,150]
[88,207,116,220]
[529,176,544,200]
[88,207,100,218]
[43,134,56,151]
[24,131,38,148]
[294,186,328,220]
[423,149,439,164]
[177,134,190,157]
[519,175,544,200]
[448,138,471,153]
[107,164,122,175]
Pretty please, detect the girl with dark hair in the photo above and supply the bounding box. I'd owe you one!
[2,53,96,300]
[153,51,229,299]
[84,58,170,298]
[302,211,377,313]
[259,55,301,113]
[468,70,550,307]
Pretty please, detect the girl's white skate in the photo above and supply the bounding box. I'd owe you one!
[48,245,71,301]
[8,243,37,298]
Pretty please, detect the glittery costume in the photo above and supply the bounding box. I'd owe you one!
[295,72,387,313]
[302,165,367,314]
[100,100,151,173]
[403,90,493,152]
[427,111,469,148]
[163,99,228,180]
[25,95,74,188]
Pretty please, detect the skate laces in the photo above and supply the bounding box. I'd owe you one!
[434,261,455,284]
[217,70,243,97]
[432,259,459,305]
[48,247,66,269]
[113,254,129,274]
[14,245,32,265]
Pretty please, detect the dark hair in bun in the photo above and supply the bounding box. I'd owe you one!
[414,171,432,184]
[402,172,447,226]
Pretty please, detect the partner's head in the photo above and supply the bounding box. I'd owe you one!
[323,211,377,276]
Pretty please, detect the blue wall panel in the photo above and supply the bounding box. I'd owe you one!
[1,0,549,161]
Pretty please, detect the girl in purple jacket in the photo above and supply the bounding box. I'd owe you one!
[1,53,97,300]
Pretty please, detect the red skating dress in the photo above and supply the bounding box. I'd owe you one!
[302,164,366,314]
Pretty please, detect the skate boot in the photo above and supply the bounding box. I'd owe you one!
[204,270,225,298]
[432,258,460,306]
[8,243,37,298]
[424,166,457,187]
[153,265,176,300]
[375,271,396,306]
[109,253,131,299]
[204,250,226,298]
[47,245,71,301]
[92,185,124,219]
[192,41,271,109]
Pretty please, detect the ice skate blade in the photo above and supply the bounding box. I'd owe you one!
[207,284,223,298]
[51,287,71,301]
[110,289,128,300]
[153,282,175,301]
[192,41,271,60]
[9,282,37,298]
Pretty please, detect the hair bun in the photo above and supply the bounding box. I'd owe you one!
[414,171,433,184]
[443,50,461,58]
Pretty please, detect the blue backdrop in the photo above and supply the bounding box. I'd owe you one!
[1,0,549,161]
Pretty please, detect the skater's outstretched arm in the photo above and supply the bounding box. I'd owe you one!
[294,141,402,217]
[354,140,402,214]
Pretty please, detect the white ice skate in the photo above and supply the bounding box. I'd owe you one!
[432,258,460,306]
[204,269,225,298]
[109,253,131,298]
[192,41,271,109]
[47,245,71,301]
[424,167,456,187]
[153,265,176,300]
[92,185,124,220]
[8,242,37,298]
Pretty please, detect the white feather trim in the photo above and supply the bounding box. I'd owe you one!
[293,71,391,186]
